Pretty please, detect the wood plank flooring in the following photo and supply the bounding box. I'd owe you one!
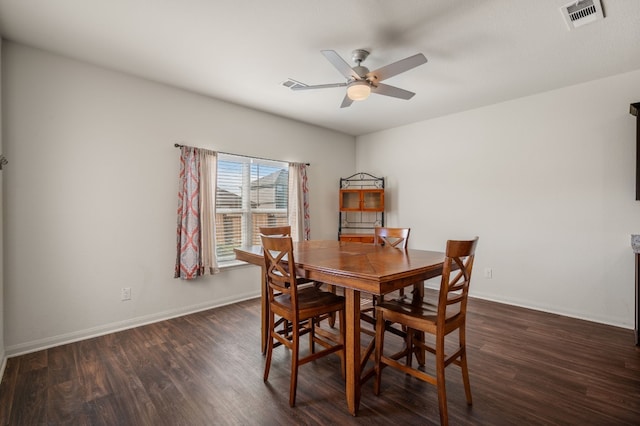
[1,293,639,425]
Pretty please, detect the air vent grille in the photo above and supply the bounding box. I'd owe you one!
[560,0,604,30]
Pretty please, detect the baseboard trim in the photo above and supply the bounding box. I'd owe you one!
[0,353,6,383]
[4,292,260,358]
[6,287,632,359]
[470,290,631,330]
[421,283,632,330]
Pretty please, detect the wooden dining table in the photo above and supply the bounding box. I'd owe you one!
[234,239,447,416]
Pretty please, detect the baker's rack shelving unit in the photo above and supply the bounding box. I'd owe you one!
[338,172,384,243]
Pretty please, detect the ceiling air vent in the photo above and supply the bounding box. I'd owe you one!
[560,0,604,30]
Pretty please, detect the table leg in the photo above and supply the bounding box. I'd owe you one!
[344,288,361,416]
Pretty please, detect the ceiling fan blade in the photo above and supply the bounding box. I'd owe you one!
[321,50,361,81]
[367,53,427,82]
[340,94,354,108]
[288,82,348,91]
[371,83,415,100]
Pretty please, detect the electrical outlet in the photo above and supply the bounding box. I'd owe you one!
[121,287,131,301]
[484,268,493,279]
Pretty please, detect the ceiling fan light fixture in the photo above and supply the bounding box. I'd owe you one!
[347,81,371,101]
[288,49,427,108]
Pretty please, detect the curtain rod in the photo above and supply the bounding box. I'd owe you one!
[174,143,309,166]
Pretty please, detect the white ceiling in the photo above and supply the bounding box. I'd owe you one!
[1,0,639,136]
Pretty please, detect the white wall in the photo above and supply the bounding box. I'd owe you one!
[2,42,355,355]
[357,69,640,329]
[5,39,636,356]
[0,37,5,372]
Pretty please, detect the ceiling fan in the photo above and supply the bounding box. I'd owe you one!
[283,49,427,108]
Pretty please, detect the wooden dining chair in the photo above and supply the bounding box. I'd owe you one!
[361,227,412,327]
[374,227,411,298]
[261,234,346,407]
[261,225,333,327]
[258,225,317,353]
[373,226,410,249]
[259,225,293,237]
[260,226,306,274]
[259,225,315,287]
[373,237,478,426]
[357,227,412,372]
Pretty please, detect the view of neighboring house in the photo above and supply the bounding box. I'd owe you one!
[215,169,289,259]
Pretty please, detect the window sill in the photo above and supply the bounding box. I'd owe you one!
[218,260,254,270]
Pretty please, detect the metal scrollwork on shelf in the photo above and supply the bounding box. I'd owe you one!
[341,172,384,187]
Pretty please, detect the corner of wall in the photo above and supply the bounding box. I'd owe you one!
[0,36,6,377]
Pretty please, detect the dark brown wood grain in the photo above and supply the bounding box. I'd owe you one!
[236,240,447,294]
[236,240,449,415]
[1,293,639,425]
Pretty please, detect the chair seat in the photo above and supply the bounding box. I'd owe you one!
[274,287,345,319]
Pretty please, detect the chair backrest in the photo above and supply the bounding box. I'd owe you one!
[437,238,479,327]
[374,227,411,249]
[259,225,292,237]
[261,234,299,308]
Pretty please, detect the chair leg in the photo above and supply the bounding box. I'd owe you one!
[373,311,385,396]
[328,284,336,327]
[460,349,472,406]
[405,327,413,367]
[436,335,448,426]
[415,330,426,366]
[459,327,472,405]
[406,329,426,367]
[263,315,275,382]
[309,319,315,354]
[289,328,300,407]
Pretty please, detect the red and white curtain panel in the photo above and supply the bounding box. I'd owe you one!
[175,146,201,279]
[288,163,310,241]
[176,148,304,279]
[175,146,218,280]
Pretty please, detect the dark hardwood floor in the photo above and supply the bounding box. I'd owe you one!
[1,292,639,425]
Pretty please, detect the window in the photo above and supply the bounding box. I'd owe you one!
[215,153,289,263]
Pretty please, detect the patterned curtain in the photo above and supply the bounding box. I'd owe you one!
[288,163,310,241]
[175,146,219,279]
[175,146,201,279]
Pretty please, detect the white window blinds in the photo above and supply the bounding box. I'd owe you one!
[215,153,289,263]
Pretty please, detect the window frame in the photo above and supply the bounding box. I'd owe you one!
[215,153,289,266]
